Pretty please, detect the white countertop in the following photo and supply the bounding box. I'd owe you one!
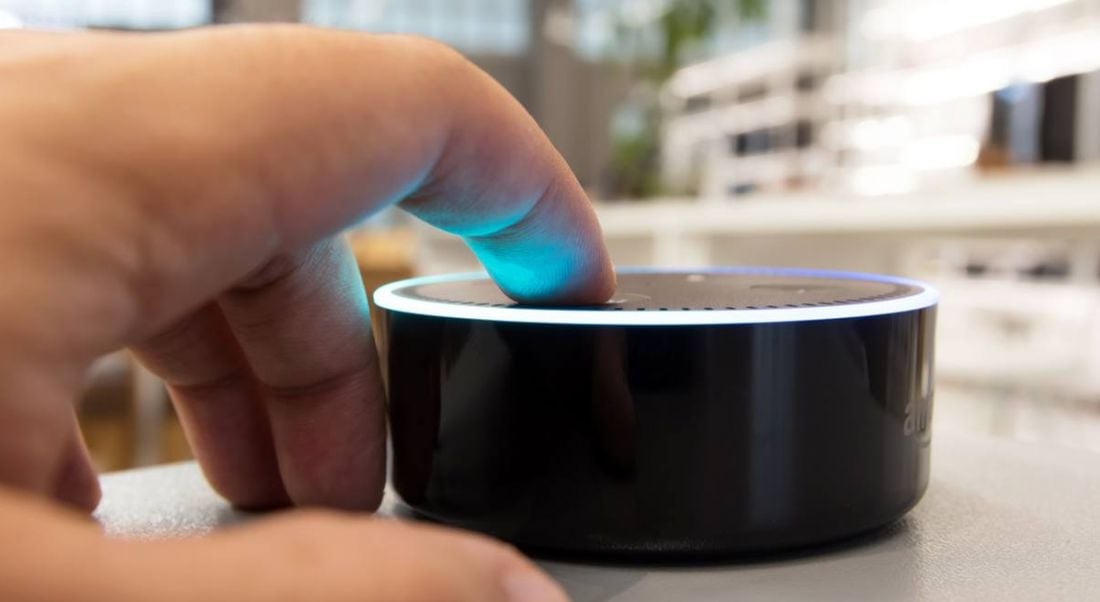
[95,424,1100,601]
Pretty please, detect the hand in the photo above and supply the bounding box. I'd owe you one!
[0,25,614,601]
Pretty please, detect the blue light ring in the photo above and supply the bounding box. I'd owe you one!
[372,267,939,326]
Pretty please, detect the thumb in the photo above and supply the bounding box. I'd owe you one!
[109,511,570,602]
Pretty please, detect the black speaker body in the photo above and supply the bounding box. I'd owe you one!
[373,268,937,556]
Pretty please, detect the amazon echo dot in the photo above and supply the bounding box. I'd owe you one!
[373,267,937,556]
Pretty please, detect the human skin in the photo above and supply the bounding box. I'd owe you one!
[0,25,614,601]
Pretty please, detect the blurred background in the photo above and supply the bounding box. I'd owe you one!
[6,0,1099,469]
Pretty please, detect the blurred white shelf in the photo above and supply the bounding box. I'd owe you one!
[666,36,840,101]
[593,169,1100,238]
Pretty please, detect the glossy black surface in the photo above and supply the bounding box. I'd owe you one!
[375,279,935,556]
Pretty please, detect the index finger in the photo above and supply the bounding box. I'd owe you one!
[3,26,614,342]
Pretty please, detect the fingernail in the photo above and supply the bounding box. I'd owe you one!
[502,569,569,602]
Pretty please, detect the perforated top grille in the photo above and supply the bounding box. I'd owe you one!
[395,271,922,311]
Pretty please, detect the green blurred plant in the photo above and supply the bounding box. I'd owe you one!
[607,0,765,199]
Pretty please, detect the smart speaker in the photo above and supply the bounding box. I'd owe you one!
[373,268,937,556]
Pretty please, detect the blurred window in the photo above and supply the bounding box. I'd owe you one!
[574,0,617,60]
[0,0,209,29]
[303,0,530,55]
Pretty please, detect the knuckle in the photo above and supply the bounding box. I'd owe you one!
[234,252,310,292]
[230,238,339,296]
[257,362,368,405]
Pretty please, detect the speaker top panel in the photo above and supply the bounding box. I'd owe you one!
[374,268,938,326]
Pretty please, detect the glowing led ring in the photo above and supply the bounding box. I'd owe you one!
[373,267,939,326]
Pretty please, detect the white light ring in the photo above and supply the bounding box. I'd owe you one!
[372,267,939,326]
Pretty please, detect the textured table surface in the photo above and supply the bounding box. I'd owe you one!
[96,426,1100,601]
